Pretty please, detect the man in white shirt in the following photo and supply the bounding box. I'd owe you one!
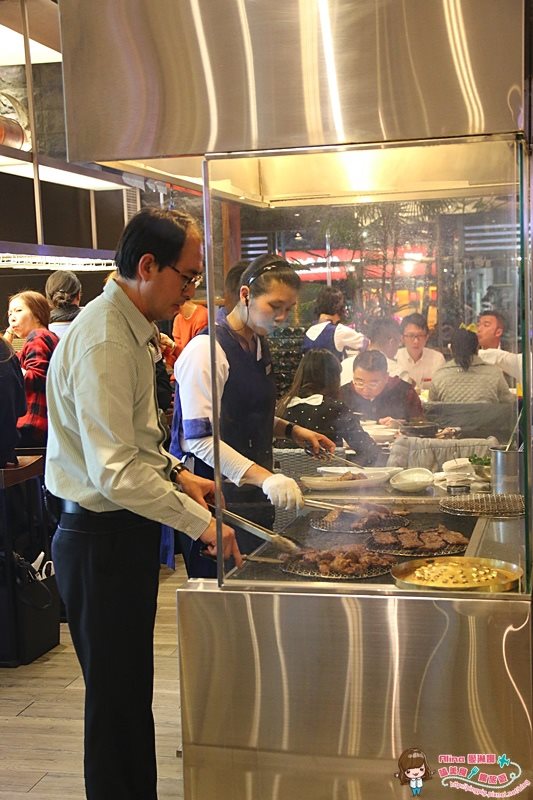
[477,347,522,381]
[396,313,445,390]
[340,317,404,385]
[46,208,240,800]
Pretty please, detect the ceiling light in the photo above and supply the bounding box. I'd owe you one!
[0,24,61,66]
[0,159,124,191]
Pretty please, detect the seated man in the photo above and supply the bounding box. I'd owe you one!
[396,313,445,390]
[476,310,506,350]
[340,350,423,425]
[340,317,405,385]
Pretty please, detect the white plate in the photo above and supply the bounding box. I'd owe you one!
[360,425,398,443]
[318,466,403,478]
[300,472,391,491]
[390,468,434,493]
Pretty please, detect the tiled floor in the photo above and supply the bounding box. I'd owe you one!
[0,560,188,799]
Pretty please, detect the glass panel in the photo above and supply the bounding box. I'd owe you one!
[194,137,527,592]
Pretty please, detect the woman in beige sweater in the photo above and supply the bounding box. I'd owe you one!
[428,329,513,404]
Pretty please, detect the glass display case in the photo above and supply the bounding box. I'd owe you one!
[174,134,532,799]
[197,134,529,592]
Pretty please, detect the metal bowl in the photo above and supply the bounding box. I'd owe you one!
[392,556,523,592]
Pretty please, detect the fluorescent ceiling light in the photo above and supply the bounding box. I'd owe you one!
[0,161,124,191]
[0,24,61,66]
[0,253,115,272]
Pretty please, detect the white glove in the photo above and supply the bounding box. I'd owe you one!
[262,473,304,511]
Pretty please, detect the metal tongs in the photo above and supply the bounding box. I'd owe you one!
[304,445,364,469]
[208,504,300,553]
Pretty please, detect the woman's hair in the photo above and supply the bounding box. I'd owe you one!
[314,286,346,318]
[396,748,433,786]
[0,336,15,363]
[45,270,82,308]
[451,328,478,370]
[9,290,50,327]
[239,253,300,299]
[277,349,341,416]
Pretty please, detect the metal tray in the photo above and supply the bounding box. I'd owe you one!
[439,493,524,517]
[392,556,523,592]
[310,514,409,534]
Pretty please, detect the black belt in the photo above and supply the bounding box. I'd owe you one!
[60,499,134,518]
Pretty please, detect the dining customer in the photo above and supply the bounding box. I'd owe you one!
[45,269,82,339]
[428,328,513,404]
[0,335,26,467]
[45,207,240,800]
[341,317,404,385]
[277,348,385,465]
[340,350,423,425]
[4,290,59,447]
[396,313,445,390]
[171,254,336,577]
[476,310,506,350]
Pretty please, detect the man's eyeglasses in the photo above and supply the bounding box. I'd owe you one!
[169,265,203,289]
[403,332,426,341]
[353,379,382,390]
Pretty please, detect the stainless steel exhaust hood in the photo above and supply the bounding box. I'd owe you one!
[59,0,523,163]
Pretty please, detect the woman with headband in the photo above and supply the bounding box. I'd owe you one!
[171,253,335,577]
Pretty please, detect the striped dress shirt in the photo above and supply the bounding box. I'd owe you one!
[45,279,211,540]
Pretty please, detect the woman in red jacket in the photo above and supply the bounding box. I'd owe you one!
[4,290,59,447]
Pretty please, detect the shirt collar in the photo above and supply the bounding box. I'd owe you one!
[104,279,157,347]
[287,394,324,408]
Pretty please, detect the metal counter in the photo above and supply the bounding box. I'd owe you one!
[177,507,532,799]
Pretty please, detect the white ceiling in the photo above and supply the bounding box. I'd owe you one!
[0,23,61,65]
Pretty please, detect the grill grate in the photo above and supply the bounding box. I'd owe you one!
[310,514,408,535]
[280,561,394,581]
[440,493,524,517]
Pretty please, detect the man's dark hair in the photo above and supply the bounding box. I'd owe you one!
[353,350,388,373]
[478,310,506,332]
[115,207,200,279]
[368,318,401,346]
[400,313,428,334]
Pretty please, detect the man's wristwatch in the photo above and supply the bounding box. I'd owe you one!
[170,463,189,481]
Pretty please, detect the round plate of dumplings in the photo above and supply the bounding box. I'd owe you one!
[392,556,522,592]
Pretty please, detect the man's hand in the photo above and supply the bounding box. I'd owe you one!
[159,332,175,352]
[290,425,336,455]
[174,469,223,509]
[199,519,242,567]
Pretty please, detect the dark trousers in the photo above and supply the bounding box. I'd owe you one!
[52,511,161,800]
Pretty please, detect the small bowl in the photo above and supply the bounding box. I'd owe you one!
[390,468,434,493]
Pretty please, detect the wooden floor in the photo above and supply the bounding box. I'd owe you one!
[0,559,188,799]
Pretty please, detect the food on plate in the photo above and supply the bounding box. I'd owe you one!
[282,544,396,577]
[369,524,469,553]
[337,471,368,482]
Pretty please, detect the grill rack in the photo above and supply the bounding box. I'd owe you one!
[366,539,467,558]
[439,493,524,518]
[310,514,409,535]
[280,561,395,581]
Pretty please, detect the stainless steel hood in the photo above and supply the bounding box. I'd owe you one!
[104,136,519,207]
[59,0,523,162]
